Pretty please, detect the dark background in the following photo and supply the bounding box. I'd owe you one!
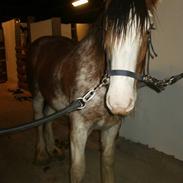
[0,0,104,23]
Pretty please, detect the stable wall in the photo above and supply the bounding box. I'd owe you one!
[120,0,183,161]
[31,19,53,41]
[31,19,89,41]
[2,19,17,87]
[76,24,90,41]
[31,19,73,41]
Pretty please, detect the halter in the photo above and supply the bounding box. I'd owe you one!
[104,23,183,92]
[105,23,163,92]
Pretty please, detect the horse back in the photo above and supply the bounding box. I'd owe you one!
[26,36,76,98]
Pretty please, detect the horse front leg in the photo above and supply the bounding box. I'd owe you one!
[101,122,121,183]
[70,113,90,183]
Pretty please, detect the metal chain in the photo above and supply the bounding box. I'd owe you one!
[77,75,110,109]
[142,73,183,93]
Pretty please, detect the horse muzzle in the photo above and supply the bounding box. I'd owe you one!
[106,96,135,116]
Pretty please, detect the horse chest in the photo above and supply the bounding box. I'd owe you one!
[75,88,119,127]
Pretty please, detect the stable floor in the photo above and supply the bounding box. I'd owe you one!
[0,82,183,183]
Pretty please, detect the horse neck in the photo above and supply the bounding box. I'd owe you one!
[60,30,105,100]
[74,31,105,90]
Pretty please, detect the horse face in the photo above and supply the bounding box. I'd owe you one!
[103,0,160,116]
[104,21,144,115]
[104,0,158,115]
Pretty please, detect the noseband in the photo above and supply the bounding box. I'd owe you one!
[109,69,143,81]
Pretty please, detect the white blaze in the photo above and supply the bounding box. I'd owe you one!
[106,19,142,115]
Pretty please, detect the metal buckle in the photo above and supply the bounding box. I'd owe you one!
[77,89,96,110]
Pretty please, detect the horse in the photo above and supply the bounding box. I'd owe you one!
[26,0,160,182]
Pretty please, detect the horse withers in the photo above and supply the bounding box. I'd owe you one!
[27,0,160,182]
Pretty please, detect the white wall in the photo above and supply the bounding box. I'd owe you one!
[120,0,183,161]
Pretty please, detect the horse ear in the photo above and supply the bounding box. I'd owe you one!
[146,0,161,10]
[103,0,112,10]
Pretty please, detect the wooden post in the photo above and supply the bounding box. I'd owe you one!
[27,16,35,45]
[15,18,21,50]
[71,23,78,42]
[51,17,61,36]
[0,23,7,83]
[15,18,30,90]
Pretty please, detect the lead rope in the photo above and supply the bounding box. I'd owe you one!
[0,75,109,135]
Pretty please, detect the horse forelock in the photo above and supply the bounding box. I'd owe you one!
[102,0,159,77]
[104,0,157,36]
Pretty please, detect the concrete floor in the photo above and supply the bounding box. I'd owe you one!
[0,82,183,183]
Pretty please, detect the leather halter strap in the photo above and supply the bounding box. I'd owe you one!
[106,55,143,81]
[109,69,143,81]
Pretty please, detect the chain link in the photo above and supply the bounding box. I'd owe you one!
[77,75,110,109]
[142,73,183,93]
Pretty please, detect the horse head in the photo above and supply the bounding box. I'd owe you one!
[102,0,160,115]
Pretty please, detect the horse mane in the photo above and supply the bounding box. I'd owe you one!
[104,0,157,35]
